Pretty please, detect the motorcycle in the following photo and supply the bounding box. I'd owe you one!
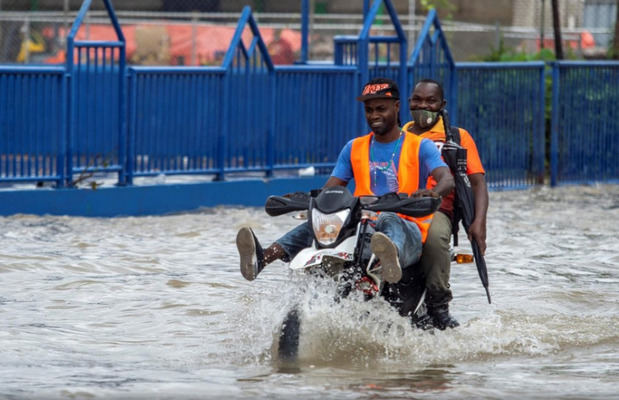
[264,186,442,362]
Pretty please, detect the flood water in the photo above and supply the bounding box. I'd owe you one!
[1,184,618,399]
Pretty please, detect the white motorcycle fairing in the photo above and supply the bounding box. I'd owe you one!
[289,236,357,271]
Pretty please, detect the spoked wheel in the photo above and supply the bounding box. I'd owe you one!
[278,307,301,362]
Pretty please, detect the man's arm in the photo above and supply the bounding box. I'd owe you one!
[429,166,454,197]
[323,176,348,188]
[468,172,488,255]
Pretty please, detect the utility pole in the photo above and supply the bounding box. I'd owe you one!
[551,0,563,59]
[409,0,416,52]
[613,0,619,59]
[540,0,545,49]
[63,0,69,45]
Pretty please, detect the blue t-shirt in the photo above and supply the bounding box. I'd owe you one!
[331,133,446,196]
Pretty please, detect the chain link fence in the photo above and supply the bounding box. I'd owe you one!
[0,0,614,65]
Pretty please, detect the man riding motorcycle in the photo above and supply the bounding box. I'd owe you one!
[236,77,454,322]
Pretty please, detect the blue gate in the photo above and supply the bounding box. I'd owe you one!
[0,66,65,185]
[334,0,408,124]
[409,9,456,121]
[126,67,225,183]
[457,62,546,188]
[220,7,275,179]
[551,61,619,185]
[65,0,126,186]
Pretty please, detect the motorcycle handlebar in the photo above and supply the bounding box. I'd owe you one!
[264,190,441,218]
[264,193,311,216]
[364,195,442,217]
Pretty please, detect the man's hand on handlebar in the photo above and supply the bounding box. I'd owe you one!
[411,189,441,199]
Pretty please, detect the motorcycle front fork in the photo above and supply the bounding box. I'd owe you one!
[335,219,381,301]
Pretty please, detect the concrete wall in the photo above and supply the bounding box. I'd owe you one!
[513,0,584,28]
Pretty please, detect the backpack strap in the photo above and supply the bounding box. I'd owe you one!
[445,126,462,245]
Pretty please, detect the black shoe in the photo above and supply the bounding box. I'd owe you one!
[429,304,460,330]
[236,227,265,281]
[411,312,435,330]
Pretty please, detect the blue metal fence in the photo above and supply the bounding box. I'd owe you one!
[0,66,65,184]
[335,0,408,125]
[408,9,456,122]
[66,0,126,186]
[218,6,275,180]
[127,67,225,182]
[457,62,546,189]
[273,66,359,171]
[551,61,619,185]
[1,1,617,191]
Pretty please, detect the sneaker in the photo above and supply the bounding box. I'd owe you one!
[236,227,265,281]
[370,232,402,283]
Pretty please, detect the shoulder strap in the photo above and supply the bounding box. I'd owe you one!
[450,126,461,145]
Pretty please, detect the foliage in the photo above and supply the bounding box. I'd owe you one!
[419,0,455,19]
[474,38,555,62]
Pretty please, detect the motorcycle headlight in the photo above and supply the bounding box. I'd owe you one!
[311,208,350,246]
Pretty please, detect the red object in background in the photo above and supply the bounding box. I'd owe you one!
[536,30,596,52]
[580,30,595,49]
[44,23,301,65]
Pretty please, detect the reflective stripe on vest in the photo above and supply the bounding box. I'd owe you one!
[350,132,434,242]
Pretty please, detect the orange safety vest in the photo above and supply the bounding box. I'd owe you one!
[350,132,434,242]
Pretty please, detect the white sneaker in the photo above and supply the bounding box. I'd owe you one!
[370,232,402,283]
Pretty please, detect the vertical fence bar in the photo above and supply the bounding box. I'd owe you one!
[216,72,229,180]
[537,64,546,183]
[267,70,275,177]
[66,38,75,186]
[118,42,127,184]
[550,62,560,187]
[125,68,135,184]
[301,0,309,63]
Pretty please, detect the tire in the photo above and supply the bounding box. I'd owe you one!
[278,307,301,362]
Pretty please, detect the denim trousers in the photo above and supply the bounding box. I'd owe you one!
[276,212,423,268]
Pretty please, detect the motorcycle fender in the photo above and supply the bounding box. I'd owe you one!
[289,236,356,270]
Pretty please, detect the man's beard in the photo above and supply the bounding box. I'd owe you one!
[371,121,394,136]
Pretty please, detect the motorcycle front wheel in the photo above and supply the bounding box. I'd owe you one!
[278,307,301,362]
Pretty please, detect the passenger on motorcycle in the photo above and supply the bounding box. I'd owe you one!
[404,79,489,330]
[236,77,454,297]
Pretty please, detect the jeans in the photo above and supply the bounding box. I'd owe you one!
[276,212,423,268]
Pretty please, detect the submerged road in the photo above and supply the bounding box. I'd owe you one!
[0,184,617,399]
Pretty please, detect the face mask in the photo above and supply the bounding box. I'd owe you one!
[410,109,440,129]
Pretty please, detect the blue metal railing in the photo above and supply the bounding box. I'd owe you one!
[335,0,408,125]
[127,67,225,183]
[550,61,619,185]
[2,2,617,191]
[66,0,126,185]
[220,6,274,179]
[273,65,359,171]
[456,62,546,189]
[409,9,456,122]
[0,66,65,184]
